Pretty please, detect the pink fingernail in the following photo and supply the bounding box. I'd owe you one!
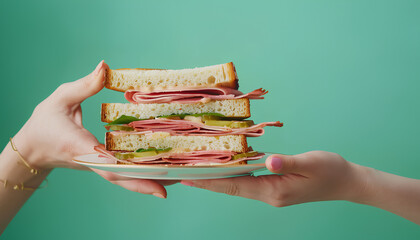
[152,193,166,199]
[181,181,194,187]
[94,60,104,76]
[270,156,282,171]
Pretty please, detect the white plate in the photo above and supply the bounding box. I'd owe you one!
[73,153,270,180]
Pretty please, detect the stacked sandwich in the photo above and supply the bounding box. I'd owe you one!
[95,62,282,166]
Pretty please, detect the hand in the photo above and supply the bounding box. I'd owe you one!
[13,61,107,170]
[181,151,369,206]
[12,61,172,198]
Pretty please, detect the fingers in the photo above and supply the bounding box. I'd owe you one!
[181,175,279,203]
[155,180,180,186]
[266,154,308,175]
[182,174,311,207]
[53,60,109,106]
[92,169,167,199]
[112,179,167,199]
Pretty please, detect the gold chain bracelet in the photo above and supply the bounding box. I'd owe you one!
[9,137,41,175]
[1,137,48,191]
[0,179,48,191]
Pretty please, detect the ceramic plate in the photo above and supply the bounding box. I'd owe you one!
[73,153,271,180]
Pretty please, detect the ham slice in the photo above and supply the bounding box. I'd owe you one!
[93,145,265,165]
[110,119,282,137]
[94,145,120,163]
[124,87,268,104]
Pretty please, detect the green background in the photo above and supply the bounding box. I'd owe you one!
[1,0,420,239]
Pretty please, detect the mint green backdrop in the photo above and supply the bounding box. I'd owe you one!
[1,0,419,239]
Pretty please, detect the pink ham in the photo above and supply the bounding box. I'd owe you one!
[113,119,283,137]
[138,151,265,165]
[93,145,265,165]
[124,87,268,104]
[94,145,120,163]
[162,151,233,164]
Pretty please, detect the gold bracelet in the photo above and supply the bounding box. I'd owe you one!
[9,137,41,175]
[0,179,48,191]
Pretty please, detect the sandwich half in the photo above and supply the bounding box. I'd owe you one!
[96,62,282,166]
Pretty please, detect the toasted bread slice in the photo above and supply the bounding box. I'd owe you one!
[101,99,250,123]
[106,132,248,152]
[105,62,238,92]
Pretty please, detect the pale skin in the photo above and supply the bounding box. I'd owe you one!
[0,61,175,234]
[181,151,420,225]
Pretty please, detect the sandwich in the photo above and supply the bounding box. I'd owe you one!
[95,62,282,166]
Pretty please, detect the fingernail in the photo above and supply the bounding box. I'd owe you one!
[181,180,194,187]
[271,156,282,171]
[94,60,104,76]
[152,193,166,199]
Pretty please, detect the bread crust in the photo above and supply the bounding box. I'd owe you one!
[244,98,251,119]
[105,132,115,150]
[216,62,239,89]
[105,62,239,92]
[241,135,249,152]
[101,103,108,123]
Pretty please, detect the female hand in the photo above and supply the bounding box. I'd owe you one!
[181,151,369,206]
[181,151,420,224]
[12,61,171,198]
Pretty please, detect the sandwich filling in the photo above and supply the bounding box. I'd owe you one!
[94,145,265,165]
[105,114,283,137]
[124,87,267,104]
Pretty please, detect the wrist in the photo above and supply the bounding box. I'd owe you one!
[0,144,51,186]
[12,130,51,170]
[346,163,379,205]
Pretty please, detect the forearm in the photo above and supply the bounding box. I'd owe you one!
[354,166,420,225]
[0,141,50,234]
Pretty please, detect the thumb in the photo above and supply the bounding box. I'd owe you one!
[73,132,101,155]
[54,60,109,106]
[266,154,307,174]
